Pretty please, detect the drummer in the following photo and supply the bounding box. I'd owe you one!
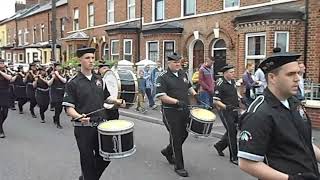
[63,47,125,180]
[155,52,198,177]
[11,65,28,114]
[97,60,120,120]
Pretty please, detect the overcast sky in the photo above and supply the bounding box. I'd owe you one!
[0,0,26,21]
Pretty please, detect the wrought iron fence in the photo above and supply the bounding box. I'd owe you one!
[305,80,320,100]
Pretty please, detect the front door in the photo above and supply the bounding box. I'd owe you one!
[213,49,226,79]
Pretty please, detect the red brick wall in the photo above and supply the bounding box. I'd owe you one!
[306,107,320,128]
[307,0,320,82]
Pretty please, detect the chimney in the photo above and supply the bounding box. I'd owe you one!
[15,0,26,12]
[25,0,38,7]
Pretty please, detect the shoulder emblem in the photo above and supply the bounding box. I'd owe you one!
[247,95,265,113]
[216,78,223,86]
[239,131,252,142]
[158,70,167,77]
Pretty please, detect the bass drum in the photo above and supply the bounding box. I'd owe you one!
[103,69,138,107]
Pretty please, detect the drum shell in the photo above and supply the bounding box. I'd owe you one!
[188,116,214,136]
[98,126,135,159]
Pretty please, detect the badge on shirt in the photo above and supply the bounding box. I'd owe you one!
[63,92,68,98]
[96,79,102,88]
[183,77,188,83]
[156,83,161,87]
[297,105,307,120]
[239,130,252,142]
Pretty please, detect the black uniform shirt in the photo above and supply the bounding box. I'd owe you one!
[0,71,9,89]
[238,88,319,175]
[155,68,192,108]
[14,74,25,86]
[214,77,239,107]
[62,72,110,118]
[52,77,65,89]
[36,78,49,89]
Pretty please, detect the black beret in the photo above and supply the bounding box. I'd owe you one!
[17,65,23,69]
[29,62,36,66]
[98,60,111,68]
[53,62,61,67]
[37,66,46,71]
[8,62,13,65]
[76,47,96,58]
[0,59,5,63]
[167,52,181,61]
[220,64,234,73]
[258,51,301,74]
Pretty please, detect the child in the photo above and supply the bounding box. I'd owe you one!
[136,69,147,113]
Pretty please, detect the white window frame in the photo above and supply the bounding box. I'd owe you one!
[146,41,159,62]
[223,0,240,10]
[73,8,80,30]
[181,0,196,17]
[40,24,45,42]
[6,53,11,61]
[274,31,289,52]
[153,0,165,21]
[211,39,227,57]
[24,28,29,45]
[110,40,119,60]
[87,3,95,27]
[107,0,115,23]
[123,39,133,60]
[127,0,135,20]
[18,30,22,46]
[18,53,24,63]
[245,32,266,64]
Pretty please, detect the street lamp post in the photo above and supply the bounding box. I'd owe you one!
[51,0,57,62]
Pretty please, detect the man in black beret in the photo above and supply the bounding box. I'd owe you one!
[155,52,198,177]
[213,64,240,165]
[63,46,124,180]
[238,49,320,180]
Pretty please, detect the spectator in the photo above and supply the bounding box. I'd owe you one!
[192,64,202,92]
[296,62,306,100]
[242,62,258,106]
[151,61,163,96]
[254,68,267,96]
[199,57,215,107]
[143,65,157,109]
[136,69,147,113]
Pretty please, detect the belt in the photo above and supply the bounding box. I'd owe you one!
[15,85,26,88]
[73,121,103,127]
[37,87,49,91]
[162,106,186,111]
[27,83,33,85]
[53,87,64,90]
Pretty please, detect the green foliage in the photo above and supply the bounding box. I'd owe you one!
[63,56,79,68]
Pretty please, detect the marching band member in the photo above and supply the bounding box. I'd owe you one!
[11,65,28,114]
[34,66,50,123]
[7,62,16,110]
[63,47,125,180]
[0,58,12,138]
[155,53,198,177]
[48,62,66,129]
[24,62,38,118]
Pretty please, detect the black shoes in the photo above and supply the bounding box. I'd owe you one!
[56,124,63,129]
[0,133,5,138]
[174,168,189,177]
[161,149,174,165]
[78,175,84,180]
[230,158,238,165]
[213,144,224,156]
[40,119,45,123]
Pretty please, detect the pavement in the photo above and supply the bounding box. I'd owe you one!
[119,104,320,144]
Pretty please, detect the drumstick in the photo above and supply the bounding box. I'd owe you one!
[71,104,109,122]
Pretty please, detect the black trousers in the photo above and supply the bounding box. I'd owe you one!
[9,86,15,108]
[29,98,37,114]
[215,109,238,160]
[17,98,28,112]
[52,102,63,124]
[74,126,110,180]
[0,106,9,133]
[162,107,189,169]
[39,104,49,120]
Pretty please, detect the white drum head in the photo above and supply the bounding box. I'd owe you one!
[103,70,120,99]
[190,108,216,122]
[98,120,134,132]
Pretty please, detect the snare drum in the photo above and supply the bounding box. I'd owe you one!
[103,69,138,107]
[187,108,216,137]
[98,120,136,160]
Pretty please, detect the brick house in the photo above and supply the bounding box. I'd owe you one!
[63,0,319,82]
[0,0,68,64]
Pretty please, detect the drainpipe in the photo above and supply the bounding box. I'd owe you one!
[303,0,309,79]
[137,0,143,63]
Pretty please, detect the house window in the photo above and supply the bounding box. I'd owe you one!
[111,40,119,61]
[7,53,11,61]
[33,26,36,43]
[19,53,24,63]
[18,30,22,46]
[147,41,159,62]
[128,0,135,20]
[183,0,196,16]
[123,39,132,61]
[73,8,80,30]
[224,0,240,9]
[107,0,115,23]
[246,33,266,67]
[275,31,289,52]
[88,3,95,27]
[154,0,164,21]
[163,41,175,68]
[60,18,64,38]
[24,28,28,44]
[33,52,38,61]
[27,52,30,62]
[40,24,45,42]
[103,43,109,60]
